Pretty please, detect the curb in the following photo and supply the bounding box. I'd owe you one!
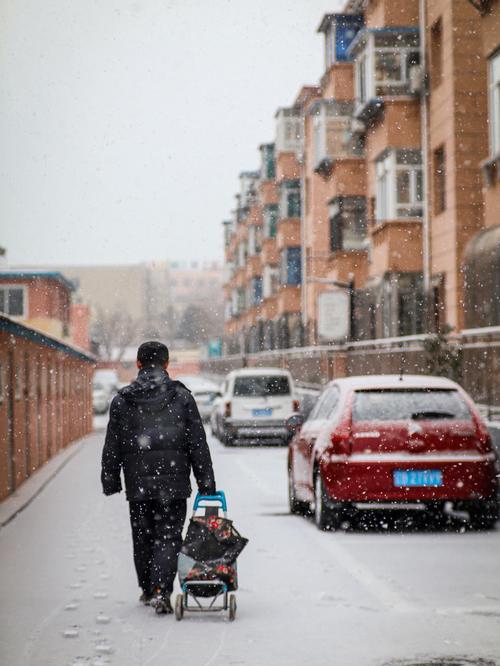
[0,433,94,529]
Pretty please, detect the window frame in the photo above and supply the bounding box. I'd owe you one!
[375,150,423,222]
[488,49,500,158]
[0,284,28,319]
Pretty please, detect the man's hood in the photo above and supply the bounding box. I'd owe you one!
[119,367,178,411]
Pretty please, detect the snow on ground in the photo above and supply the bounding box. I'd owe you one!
[1,429,500,666]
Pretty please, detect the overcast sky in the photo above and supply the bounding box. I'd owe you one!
[1,0,342,267]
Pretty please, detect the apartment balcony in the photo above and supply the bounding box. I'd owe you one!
[276,152,301,182]
[347,27,421,126]
[277,285,301,314]
[234,266,247,289]
[260,295,278,321]
[277,218,301,250]
[259,180,279,206]
[311,100,364,177]
[275,107,303,157]
[328,156,366,196]
[327,249,369,286]
[370,219,423,275]
[246,255,262,280]
[261,237,279,266]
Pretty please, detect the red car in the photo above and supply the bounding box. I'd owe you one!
[287,375,499,530]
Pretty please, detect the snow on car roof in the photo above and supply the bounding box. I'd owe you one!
[331,374,461,391]
[228,367,292,377]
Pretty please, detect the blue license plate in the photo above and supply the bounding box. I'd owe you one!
[252,408,272,417]
[393,469,443,487]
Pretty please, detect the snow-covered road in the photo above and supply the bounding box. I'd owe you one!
[1,429,500,666]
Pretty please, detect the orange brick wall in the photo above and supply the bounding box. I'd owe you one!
[0,330,93,501]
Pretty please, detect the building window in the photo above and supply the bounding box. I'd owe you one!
[263,266,279,298]
[0,285,26,318]
[329,197,367,252]
[263,204,279,239]
[375,149,423,221]
[280,180,301,219]
[489,49,500,157]
[251,277,263,306]
[353,30,420,106]
[261,144,276,180]
[280,247,302,286]
[433,145,446,214]
[430,18,443,89]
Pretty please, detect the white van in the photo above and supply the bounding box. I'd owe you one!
[216,368,299,446]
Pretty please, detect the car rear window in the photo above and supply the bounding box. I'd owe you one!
[352,389,472,422]
[233,376,291,397]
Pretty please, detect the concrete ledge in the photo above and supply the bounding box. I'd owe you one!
[0,434,91,529]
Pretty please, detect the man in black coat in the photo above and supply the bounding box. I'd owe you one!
[101,341,216,614]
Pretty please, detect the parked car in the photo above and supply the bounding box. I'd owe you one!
[213,368,299,446]
[93,369,119,398]
[92,382,109,415]
[287,375,499,530]
[175,375,221,422]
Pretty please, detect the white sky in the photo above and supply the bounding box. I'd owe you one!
[1,0,342,266]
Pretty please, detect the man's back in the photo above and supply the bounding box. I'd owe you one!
[101,366,216,501]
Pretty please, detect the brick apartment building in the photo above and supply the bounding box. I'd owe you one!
[0,269,91,351]
[222,0,500,358]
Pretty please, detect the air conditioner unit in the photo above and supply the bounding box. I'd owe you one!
[350,118,366,135]
[409,64,424,94]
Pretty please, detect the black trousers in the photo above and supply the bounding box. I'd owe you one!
[128,498,187,594]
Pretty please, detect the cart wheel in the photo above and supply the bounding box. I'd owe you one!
[175,594,184,621]
[228,594,237,621]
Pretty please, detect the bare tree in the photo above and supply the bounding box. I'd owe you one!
[92,307,139,361]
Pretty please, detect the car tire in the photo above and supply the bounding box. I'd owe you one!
[223,429,235,447]
[468,501,499,530]
[313,471,339,531]
[288,464,308,515]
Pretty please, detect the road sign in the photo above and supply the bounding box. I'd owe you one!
[317,290,350,341]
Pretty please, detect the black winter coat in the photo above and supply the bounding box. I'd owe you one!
[101,367,216,502]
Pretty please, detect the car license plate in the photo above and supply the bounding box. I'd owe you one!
[252,408,272,417]
[393,469,443,487]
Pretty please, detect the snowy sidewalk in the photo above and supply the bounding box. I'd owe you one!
[1,430,500,666]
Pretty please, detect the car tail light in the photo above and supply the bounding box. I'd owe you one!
[224,401,232,418]
[477,431,493,454]
[293,399,300,412]
[330,430,351,456]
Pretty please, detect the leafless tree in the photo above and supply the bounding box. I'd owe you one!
[92,307,139,361]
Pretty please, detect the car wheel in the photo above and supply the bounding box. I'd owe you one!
[469,501,499,530]
[313,471,337,531]
[223,428,235,447]
[288,464,307,515]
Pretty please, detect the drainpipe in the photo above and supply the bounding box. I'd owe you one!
[419,0,432,329]
[300,110,308,344]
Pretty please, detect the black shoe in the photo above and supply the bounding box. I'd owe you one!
[152,591,173,615]
[139,590,153,606]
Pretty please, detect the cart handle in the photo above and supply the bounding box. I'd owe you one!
[193,491,227,512]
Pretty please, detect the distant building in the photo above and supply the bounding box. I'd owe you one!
[0,269,75,342]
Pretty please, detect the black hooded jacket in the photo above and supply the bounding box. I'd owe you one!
[101,367,216,501]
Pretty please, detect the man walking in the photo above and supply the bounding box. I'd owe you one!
[101,341,216,614]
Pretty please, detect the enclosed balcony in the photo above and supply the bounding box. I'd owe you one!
[279,180,301,220]
[328,196,368,253]
[311,100,364,176]
[275,107,303,156]
[259,143,276,181]
[317,13,364,69]
[348,27,421,124]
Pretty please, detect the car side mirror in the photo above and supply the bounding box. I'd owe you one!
[286,413,304,435]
